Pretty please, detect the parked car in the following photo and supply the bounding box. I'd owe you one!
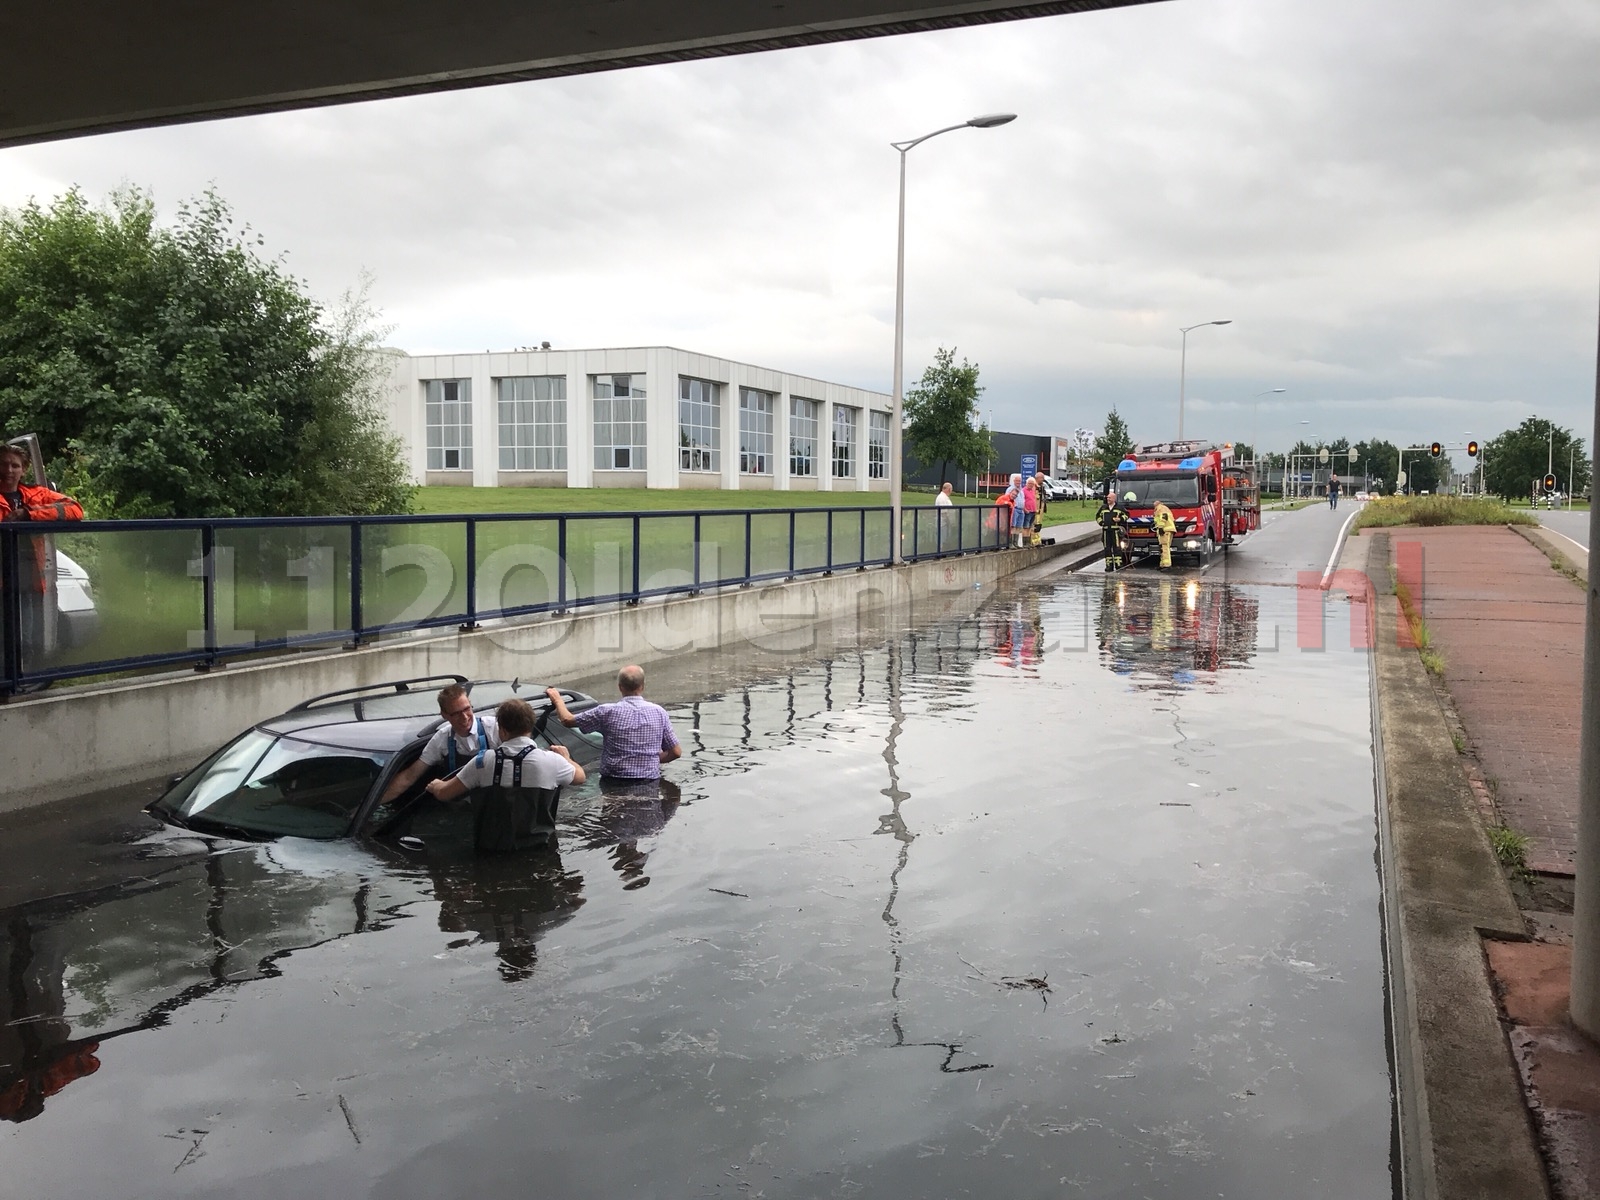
[55,551,98,648]
[1041,478,1071,501]
[147,677,603,844]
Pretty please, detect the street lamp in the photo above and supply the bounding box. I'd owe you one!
[889,112,1016,564]
[1177,319,1232,439]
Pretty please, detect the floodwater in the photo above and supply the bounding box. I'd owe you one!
[0,571,1391,1198]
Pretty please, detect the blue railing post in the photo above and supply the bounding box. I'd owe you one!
[462,519,478,630]
[693,513,702,592]
[936,505,943,558]
[743,512,752,584]
[199,525,217,670]
[1,529,20,696]
[631,514,642,602]
[558,516,569,611]
[825,509,833,573]
[349,521,364,644]
[913,507,921,561]
[858,508,866,568]
[788,511,796,576]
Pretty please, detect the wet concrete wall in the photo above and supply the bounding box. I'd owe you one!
[0,541,1079,812]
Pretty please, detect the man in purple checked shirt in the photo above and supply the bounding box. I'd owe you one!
[546,665,682,783]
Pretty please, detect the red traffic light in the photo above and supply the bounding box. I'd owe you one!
[1544,473,1558,491]
[1466,441,1479,458]
[1429,442,1442,457]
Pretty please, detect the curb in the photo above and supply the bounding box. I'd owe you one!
[1512,523,1588,588]
[1361,530,1551,1199]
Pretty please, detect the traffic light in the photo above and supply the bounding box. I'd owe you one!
[1544,473,1557,492]
[1429,442,1442,457]
[1466,441,1479,458]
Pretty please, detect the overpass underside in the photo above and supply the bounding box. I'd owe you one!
[0,0,1162,148]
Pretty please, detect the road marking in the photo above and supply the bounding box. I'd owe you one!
[1543,526,1589,556]
[1321,504,1365,590]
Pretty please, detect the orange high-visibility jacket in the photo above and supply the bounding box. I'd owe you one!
[0,484,84,592]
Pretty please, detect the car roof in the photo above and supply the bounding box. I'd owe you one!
[257,679,581,752]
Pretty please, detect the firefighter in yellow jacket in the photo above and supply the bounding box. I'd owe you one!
[1153,501,1177,570]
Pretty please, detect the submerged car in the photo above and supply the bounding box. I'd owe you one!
[147,676,602,844]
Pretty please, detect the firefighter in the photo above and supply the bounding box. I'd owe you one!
[0,442,84,664]
[1096,486,1127,571]
[1153,500,1177,569]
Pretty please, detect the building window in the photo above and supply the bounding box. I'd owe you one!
[739,388,775,474]
[678,377,721,472]
[868,410,891,480]
[790,397,820,477]
[832,405,858,479]
[593,375,647,470]
[425,379,473,470]
[498,376,567,470]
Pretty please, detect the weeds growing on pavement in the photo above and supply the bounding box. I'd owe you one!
[1392,580,1445,673]
[1451,731,1466,754]
[1353,495,1536,530]
[1488,825,1531,876]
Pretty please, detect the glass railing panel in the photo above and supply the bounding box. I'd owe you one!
[863,509,892,564]
[637,515,696,595]
[20,526,204,675]
[792,510,829,573]
[472,518,562,616]
[212,525,353,649]
[749,512,791,578]
[698,513,747,588]
[360,520,469,633]
[562,516,636,604]
[829,510,865,570]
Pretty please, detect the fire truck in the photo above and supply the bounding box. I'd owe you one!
[1112,440,1261,566]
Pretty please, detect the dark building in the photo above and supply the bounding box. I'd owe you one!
[905,430,1054,493]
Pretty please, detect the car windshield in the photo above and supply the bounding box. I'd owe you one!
[1117,474,1199,506]
[152,730,393,840]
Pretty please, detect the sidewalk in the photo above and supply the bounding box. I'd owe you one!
[1395,524,1598,1197]
[1407,524,1583,874]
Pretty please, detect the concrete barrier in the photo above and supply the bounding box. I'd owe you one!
[0,538,1088,811]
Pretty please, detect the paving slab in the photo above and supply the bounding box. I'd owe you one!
[1399,525,1584,874]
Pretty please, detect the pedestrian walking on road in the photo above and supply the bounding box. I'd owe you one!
[1328,476,1341,510]
[547,666,681,784]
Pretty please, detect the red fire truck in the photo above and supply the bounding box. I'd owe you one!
[1112,441,1261,565]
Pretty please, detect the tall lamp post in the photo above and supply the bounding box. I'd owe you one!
[889,112,1016,565]
[1177,319,1232,439]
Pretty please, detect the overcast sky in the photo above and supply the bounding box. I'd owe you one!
[3,0,1599,454]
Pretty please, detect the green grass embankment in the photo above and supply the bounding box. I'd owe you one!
[1352,496,1536,531]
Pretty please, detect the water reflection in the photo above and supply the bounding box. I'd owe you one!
[987,591,1046,673]
[1098,576,1261,690]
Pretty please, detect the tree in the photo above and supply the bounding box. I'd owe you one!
[1483,417,1590,500]
[0,186,413,517]
[1093,407,1133,479]
[902,346,992,485]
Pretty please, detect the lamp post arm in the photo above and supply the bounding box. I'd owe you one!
[890,123,971,153]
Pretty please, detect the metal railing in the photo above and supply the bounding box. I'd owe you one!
[1,502,1007,695]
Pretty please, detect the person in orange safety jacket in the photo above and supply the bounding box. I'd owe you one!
[0,442,85,663]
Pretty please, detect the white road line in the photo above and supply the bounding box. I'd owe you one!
[1321,504,1365,590]
[1543,526,1590,556]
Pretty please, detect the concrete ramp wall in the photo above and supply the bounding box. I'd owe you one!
[0,543,1072,812]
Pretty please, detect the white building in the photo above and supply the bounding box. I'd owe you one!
[383,346,894,492]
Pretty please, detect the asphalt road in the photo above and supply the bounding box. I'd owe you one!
[1059,500,1364,587]
[1537,508,1590,558]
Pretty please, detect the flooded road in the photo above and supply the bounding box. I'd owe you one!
[1,566,1389,1198]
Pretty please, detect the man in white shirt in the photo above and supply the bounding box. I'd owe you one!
[934,482,955,507]
[379,682,502,802]
[427,698,583,801]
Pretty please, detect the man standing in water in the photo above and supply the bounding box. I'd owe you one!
[547,666,681,784]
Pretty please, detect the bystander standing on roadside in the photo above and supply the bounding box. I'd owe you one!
[934,482,954,508]
[547,665,681,784]
[0,440,84,667]
[994,474,1020,548]
[1019,476,1039,547]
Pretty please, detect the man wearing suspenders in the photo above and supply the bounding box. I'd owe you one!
[379,682,503,803]
[427,699,585,851]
